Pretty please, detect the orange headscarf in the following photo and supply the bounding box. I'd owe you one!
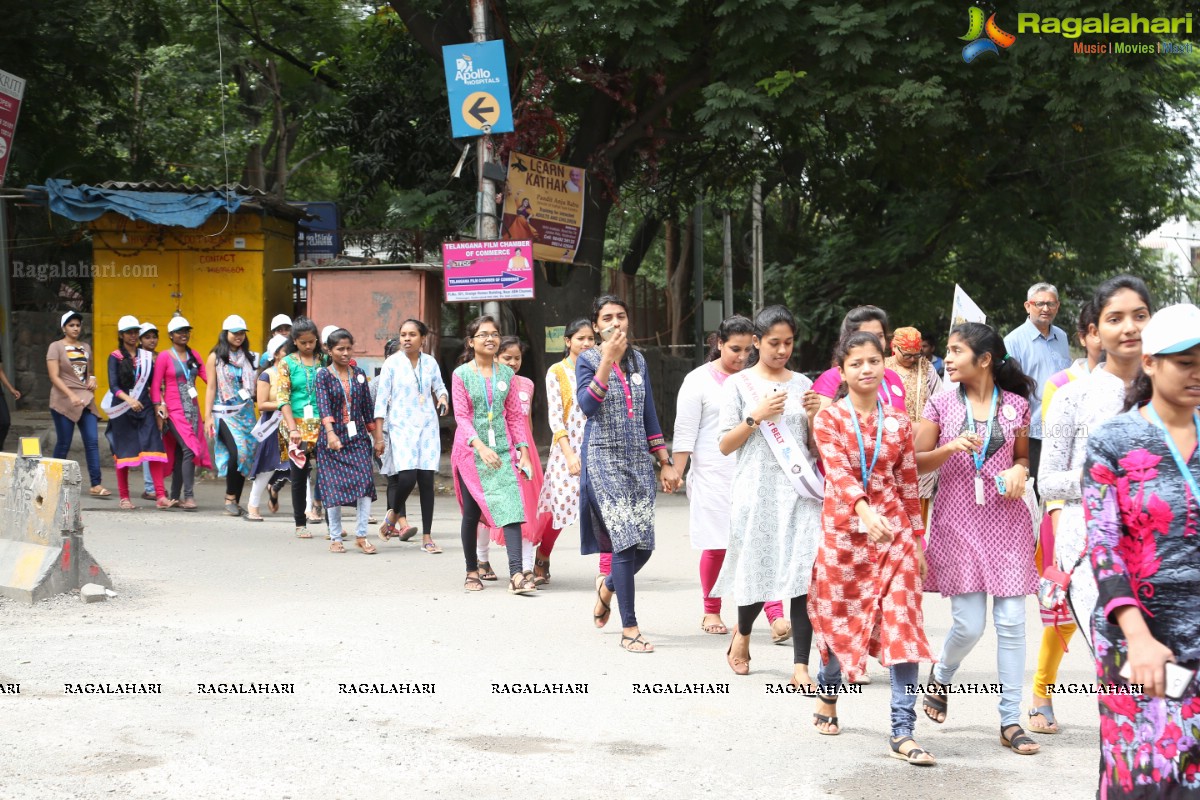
[891,326,922,354]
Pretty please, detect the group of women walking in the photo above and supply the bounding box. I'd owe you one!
[43,276,1200,794]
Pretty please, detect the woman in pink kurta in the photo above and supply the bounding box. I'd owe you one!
[812,306,907,412]
[151,317,210,509]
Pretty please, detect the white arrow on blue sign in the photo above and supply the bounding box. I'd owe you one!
[442,41,514,138]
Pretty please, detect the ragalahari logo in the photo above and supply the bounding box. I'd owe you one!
[960,7,1016,62]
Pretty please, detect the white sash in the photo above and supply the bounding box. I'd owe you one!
[740,374,824,501]
[251,410,281,442]
[100,350,154,419]
[212,400,250,420]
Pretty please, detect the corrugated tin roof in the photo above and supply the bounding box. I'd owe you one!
[96,180,270,196]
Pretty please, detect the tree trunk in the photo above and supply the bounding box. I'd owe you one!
[664,215,692,347]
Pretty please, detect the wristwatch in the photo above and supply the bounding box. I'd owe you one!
[744,415,758,428]
[657,456,674,469]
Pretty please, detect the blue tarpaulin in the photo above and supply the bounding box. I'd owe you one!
[27,178,242,227]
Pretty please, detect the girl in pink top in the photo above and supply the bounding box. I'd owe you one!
[812,306,907,412]
[151,317,210,510]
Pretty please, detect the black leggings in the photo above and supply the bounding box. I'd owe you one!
[603,546,653,629]
[216,420,246,501]
[458,479,522,577]
[290,460,314,527]
[737,595,813,665]
[387,469,435,535]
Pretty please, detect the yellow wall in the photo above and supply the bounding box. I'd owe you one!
[90,210,296,404]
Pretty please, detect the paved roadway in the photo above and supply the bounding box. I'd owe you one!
[1,472,1100,799]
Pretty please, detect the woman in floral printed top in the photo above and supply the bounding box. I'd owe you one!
[1082,303,1200,800]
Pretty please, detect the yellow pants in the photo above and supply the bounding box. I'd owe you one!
[1031,525,1078,700]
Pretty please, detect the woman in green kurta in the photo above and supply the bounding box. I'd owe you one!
[451,315,535,594]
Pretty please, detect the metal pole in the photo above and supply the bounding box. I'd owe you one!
[471,0,501,322]
[722,208,733,318]
[0,199,11,420]
[693,200,704,366]
[752,182,763,316]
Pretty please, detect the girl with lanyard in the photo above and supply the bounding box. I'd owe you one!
[1082,303,1200,799]
[451,316,535,594]
[812,306,907,414]
[203,315,259,518]
[713,305,821,677]
[534,318,597,585]
[672,315,791,641]
[1028,276,1151,736]
[244,334,291,522]
[102,315,169,510]
[581,295,679,652]
[278,317,327,538]
[810,331,934,763]
[315,328,382,554]
[914,322,1040,756]
[138,321,159,500]
[476,336,552,583]
[373,318,449,554]
[151,316,209,509]
[47,311,108,496]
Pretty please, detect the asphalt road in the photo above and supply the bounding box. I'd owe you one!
[0,472,1100,800]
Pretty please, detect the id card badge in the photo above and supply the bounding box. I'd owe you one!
[303,405,314,419]
[187,386,198,400]
[346,420,358,438]
[856,516,868,534]
[974,473,986,505]
[487,429,496,448]
[237,387,251,401]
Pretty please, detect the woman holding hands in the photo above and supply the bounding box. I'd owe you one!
[713,305,822,678]
[581,295,679,653]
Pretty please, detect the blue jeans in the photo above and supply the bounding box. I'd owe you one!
[817,654,919,738]
[327,497,372,542]
[142,462,154,495]
[51,408,102,487]
[932,592,1026,728]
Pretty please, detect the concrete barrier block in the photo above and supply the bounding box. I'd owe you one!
[0,453,111,603]
[80,583,107,603]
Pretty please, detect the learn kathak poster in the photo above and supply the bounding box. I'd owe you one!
[501,152,585,264]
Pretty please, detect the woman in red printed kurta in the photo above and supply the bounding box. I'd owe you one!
[810,331,935,766]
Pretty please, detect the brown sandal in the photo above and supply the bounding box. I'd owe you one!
[329,540,346,553]
[509,572,537,595]
[477,561,498,581]
[593,575,612,627]
[464,574,484,592]
[355,537,377,555]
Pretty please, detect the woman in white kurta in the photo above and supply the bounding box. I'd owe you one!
[713,306,823,683]
[673,316,789,640]
[373,319,448,553]
[533,319,596,582]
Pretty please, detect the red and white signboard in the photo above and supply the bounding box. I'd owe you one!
[442,239,534,302]
[0,69,25,187]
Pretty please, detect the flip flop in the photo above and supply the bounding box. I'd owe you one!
[619,634,654,653]
[90,486,112,497]
[1027,705,1059,734]
[118,498,136,510]
[813,695,840,735]
[422,541,443,554]
[295,527,313,539]
[700,617,729,635]
[398,526,419,542]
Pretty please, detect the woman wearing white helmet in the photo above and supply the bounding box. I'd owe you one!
[204,314,259,516]
[101,315,169,510]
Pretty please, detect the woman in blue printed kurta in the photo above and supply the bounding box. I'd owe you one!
[1081,304,1200,800]
[373,319,448,551]
[580,295,681,653]
[315,329,382,555]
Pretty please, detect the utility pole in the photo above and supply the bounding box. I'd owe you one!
[471,0,500,321]
[722,209,733,319]
[692,200,704,365]
[751,182,763,317]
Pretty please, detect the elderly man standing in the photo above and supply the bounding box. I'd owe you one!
[1002,282,1071,486]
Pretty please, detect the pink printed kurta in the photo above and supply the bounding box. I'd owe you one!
[810,401,932,682]
[150,348,211,470]
[486,375,552,545]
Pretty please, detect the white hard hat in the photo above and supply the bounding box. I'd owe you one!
[270,313,293,331]
[117,315,140,332]
[222,314,248,333]
[167,316,192,334]
[321,325,340,344]
[266,334,290,359]
[138,321,158,336]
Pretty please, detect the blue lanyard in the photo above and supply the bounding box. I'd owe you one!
[473,361,496,429]
[171,348,192,381]
[844,397,884,486]
[1144,404,1200,503]
[879,377,892,406]
[964,386,999,473]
